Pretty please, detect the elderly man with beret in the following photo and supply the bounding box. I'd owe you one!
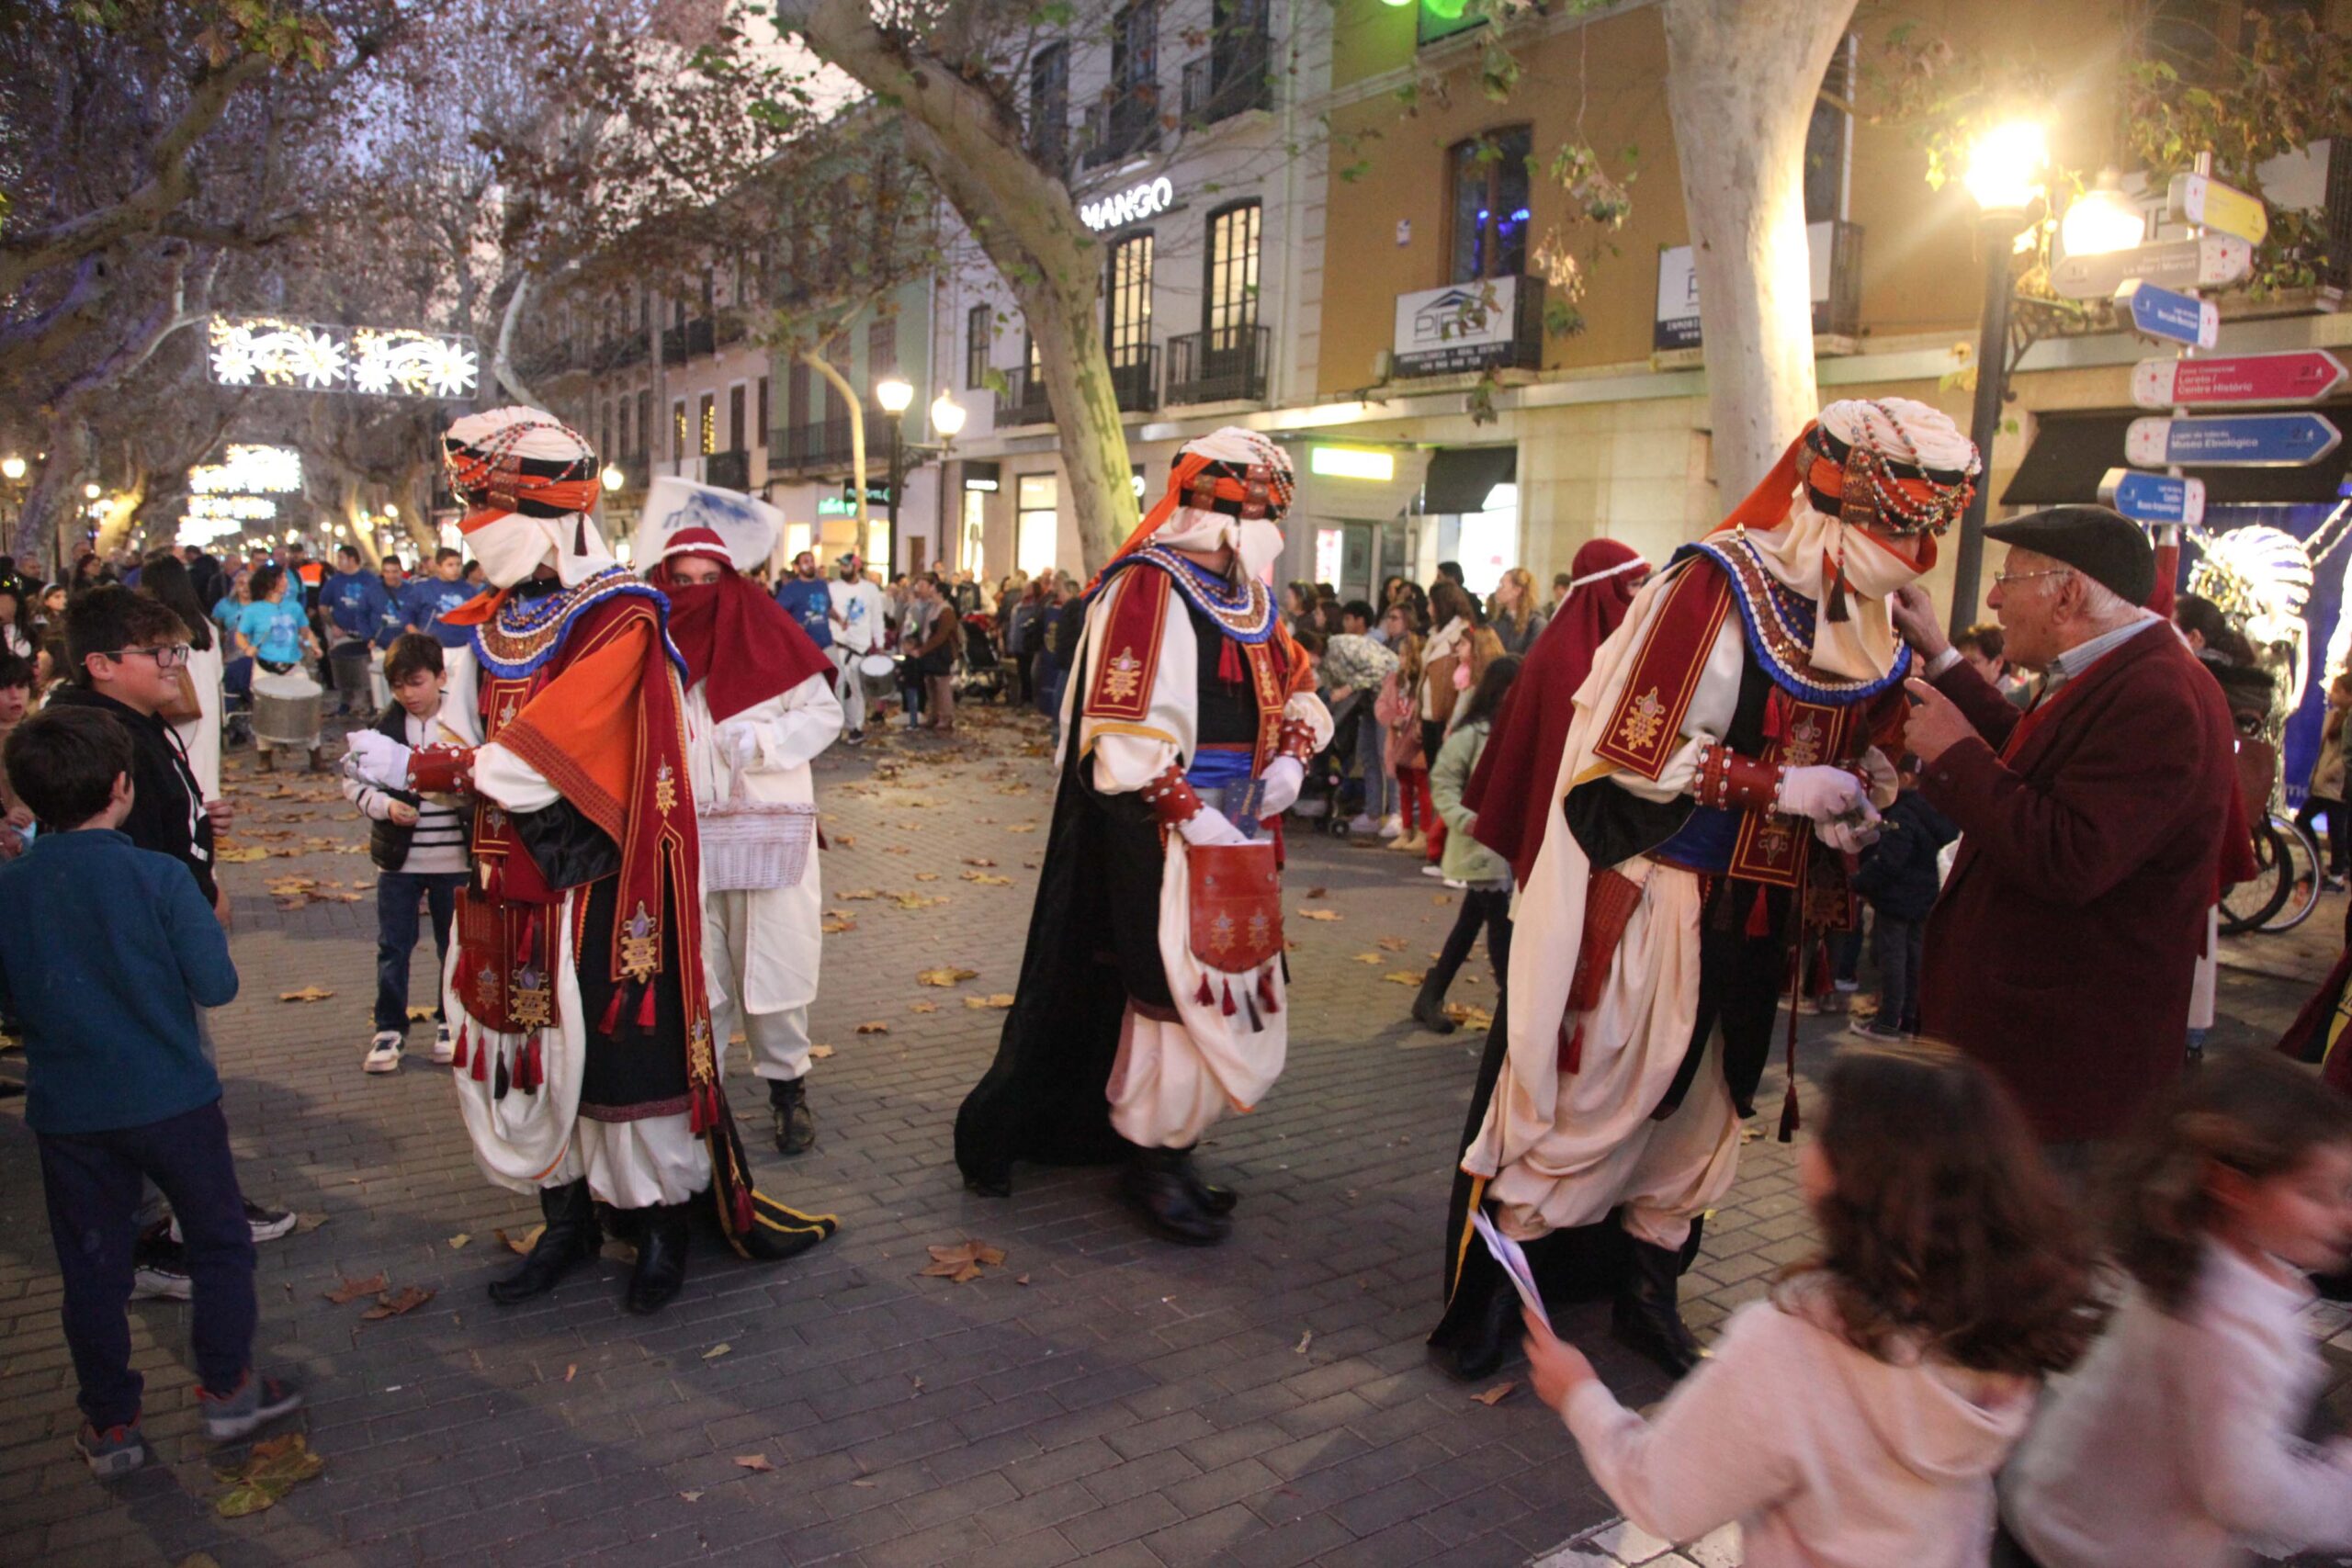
[1893,506,2244,1170]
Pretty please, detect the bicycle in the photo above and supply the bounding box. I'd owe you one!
[2220,809,2324,936]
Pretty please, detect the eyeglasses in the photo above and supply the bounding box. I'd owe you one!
[113,644,190,671]
[1991,568,2073,590]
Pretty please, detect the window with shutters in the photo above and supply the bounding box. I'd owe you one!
[967,304,990,389]
[1106,232,1154,367]
[728,384,746,453]
[1446,127,1532,284]
[697,392,716,457]
[673,399,687,457]
[1204,202,1260,349]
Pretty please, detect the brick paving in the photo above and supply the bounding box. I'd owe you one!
[0,700,2332,1567]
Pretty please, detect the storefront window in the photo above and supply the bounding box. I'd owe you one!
[1453,481,1518,596]
[962,490,987,580]
[1016,474,1058,576]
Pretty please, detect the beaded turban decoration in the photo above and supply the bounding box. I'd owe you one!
[443,407,610,587]
[1097,427,1296,588]
[1798,399,1980,540]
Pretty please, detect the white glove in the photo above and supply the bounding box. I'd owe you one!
[714,721,763,768]
[1177,806,1251,848]
[1257,757,1306,817]
[343,730,413,790]
[1860,747,1899,810]
[1777,763,1870,824]
[1815,810,1883,855]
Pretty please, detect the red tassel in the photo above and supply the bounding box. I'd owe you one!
[469,1036,490,1081]
[1257,967,1279,1015]
[636,980,659,1030]
[492,1047,510,1100]
[520,910,540,958]
[1823,550,1850,622]
[486,863,503,899]
[1220,980,1236,1018]
[450,1024,469,1071]
[521,1037,543,1093]
[1194,975,1215,1007]
[1746,889,1774,939]
[574,515,589,555]
[1218,637,1244,685]
[1779,1078,1803,1141]
[732,1186,754,1234]
[599,985,627,1037]
[1557,1021,1584,1074]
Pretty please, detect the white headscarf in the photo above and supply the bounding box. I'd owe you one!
[445,407,615,591]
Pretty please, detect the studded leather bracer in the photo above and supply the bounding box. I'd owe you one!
[408,744,478,795]
[1277,716,1319,765]
[1690,740,1785,813]
[1139,762,1204,829]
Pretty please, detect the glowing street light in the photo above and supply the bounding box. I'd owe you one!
[930,391,967,439]
[0,457,23,481]
[1962,120,2048,218]
[384,501,400,517]
[83,482,101,501]
[2061,167,2147,259]
[600,463,627,492]
[875,377,914,416]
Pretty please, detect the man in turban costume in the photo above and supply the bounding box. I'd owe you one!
[343,409,834,1317]
[635,479,843,1156]
[956,429,1333,1245]
[1430,399,1977,1380]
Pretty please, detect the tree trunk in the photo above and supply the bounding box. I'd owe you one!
[492,273,539,407]
[801,349,869,538]
[780,0,1141,575]
[1662,0,1857,502]
[16,415,92,571]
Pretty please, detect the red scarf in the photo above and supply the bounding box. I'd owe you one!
[1464,538,1648,886]
[651,558,833,723]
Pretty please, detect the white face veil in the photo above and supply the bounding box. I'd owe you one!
[444,407,616,591]
[1124,427,1295,583]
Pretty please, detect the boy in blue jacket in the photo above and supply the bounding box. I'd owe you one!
[0,706,300,1477]
[1848,754,1959,1043]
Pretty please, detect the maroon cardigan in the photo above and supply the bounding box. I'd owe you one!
[1917,626,2240,1144]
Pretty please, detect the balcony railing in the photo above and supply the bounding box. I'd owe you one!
[1110,344,1159,414]
[1181,37,1272,126]
[660,316,717,363]
[771,421,858,474]
[1082,86,1161,170]
[995,367,1055,427]
[1165,324,1269,406]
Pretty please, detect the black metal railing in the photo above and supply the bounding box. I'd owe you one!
[660,317,717,363]
[1813,220,1864,338]
[1110,344,1159,413]
[771,421,859,473]
[1181,37,1272,125]
[1164,324,1269,405]
[995,366,1055,426]
[1082,86,1161,169]
[1391,276,1546,378]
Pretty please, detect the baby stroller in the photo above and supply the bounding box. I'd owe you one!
[1292,692,1363,833]
[956,612,1008,705]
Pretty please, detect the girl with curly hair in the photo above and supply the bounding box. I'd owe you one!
[1998,1053,2352,1568]
[1521,1044,2097,1568]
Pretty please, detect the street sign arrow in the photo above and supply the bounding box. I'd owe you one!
[2118,280,2218,348]
[2099,468,2207,527]
[2167,171,2269,246]
[2051,235,2252,300]
[2125,412,2343,468]
[2132,350,2348,409]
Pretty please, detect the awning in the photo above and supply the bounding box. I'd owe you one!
[1419,445,1518,514]
[2002,402,2352,507]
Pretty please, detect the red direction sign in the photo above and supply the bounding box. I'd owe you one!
[2132,351,2348,410]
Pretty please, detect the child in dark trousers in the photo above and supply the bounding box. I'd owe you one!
[0,706,300,1477]
[1848,756,1957,1043]
[345,635,470,1075]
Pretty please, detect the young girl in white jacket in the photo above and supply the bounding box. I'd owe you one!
[1521,1044,2098,1568]
[1998,1053,2352,1568]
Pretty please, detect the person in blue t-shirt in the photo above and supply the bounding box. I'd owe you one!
[773,550,833,653]
[232,565,316,671]
[371,558,411,650]
[319,545,390,716]
[402,547,485,649]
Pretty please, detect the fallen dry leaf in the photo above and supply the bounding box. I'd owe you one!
[702,1343,731,1360]
[910,1001,939,1014]
[322,1272,388,1304]
[1351,953,1384,965]
[277,986,334,1004]
[919,1239,1007,1283]
[497,1224,545,1256]
[361,1284,435,1320]
[838,888,879,901]
[1383,971,1426,986]
[962,856,998,868]
[1306,886,1328,899]
[913,872,940,882]
[1294,1330,1313,1355]
[1016,1273,1032,1286]
[1432,894,1453,906]
[1006,823,1036,833]
[679,1489,705,1504]
[964,993,1015,1010]
[889,892,951,910]
[292,1213,331,1235]
[405,1006,436,1022]
[809,1044,835,1059]
[735,1454,774,1472]
[1377,936,1409,952]
[855,1021,890,1034]
[820,916,857,934]
[961,871,1013,886]
[1296,908,1341,922]
[211,1433,326,1517]
[917,966,979,987]
[1471,1381,1517,1406]
[834,833,856,849]
[564,1364,577,1382]
[447,1233,470,1250]
[215,845,269,863]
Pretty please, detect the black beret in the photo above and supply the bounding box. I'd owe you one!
[1984,505,2154,607]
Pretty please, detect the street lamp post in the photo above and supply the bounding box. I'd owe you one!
[1947,120,2049,637]
[875,377,914,569]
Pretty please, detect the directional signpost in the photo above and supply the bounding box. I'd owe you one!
[2119,280,2219,348]
[2125,412,2343,468]
[2132,350,2348,410]
[2051,235,2252,300]
[2100,468,2206,528]
[2167,172,2269,246]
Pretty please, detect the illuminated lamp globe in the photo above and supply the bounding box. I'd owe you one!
[876,377,915,416]
[385,502,399,517]
[1962,120,2048,217]
[2062,170,2146,258]
[600,464,627,492]
[930,392,967,438]
[0,457,23,481]
[84,482,101,501]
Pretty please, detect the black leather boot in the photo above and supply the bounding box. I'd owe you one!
[1411,975,1458,1034]
[1441,1269,1521,1382]
[1172,1145,1238,1216]
[770,1077,816,1156]
[1120,1145,1229,1247]
[625,1201,692,1315]
[1612,1237,1706,1378]
[487,1179,601,1305]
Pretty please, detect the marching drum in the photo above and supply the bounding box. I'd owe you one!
[251,666,323,749]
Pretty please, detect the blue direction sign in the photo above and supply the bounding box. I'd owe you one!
[2125,412,2343,468]
[2099,468,2206,527]
[2120,281,2218,348]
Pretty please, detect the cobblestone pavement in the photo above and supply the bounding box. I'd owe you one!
[0,701,2329,1567]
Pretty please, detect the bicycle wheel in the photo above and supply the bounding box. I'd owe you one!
[2221,820,2294,936]
[2262,814,2325,932]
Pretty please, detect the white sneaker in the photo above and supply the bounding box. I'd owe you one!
[432,1021,455,1065]
[363,1032,403,1074]
[1378,815,1403,840]
[1347,814,1381,835]
[1419,863,1446,877]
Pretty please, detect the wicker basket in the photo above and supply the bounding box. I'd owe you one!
[699,757,818,893]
